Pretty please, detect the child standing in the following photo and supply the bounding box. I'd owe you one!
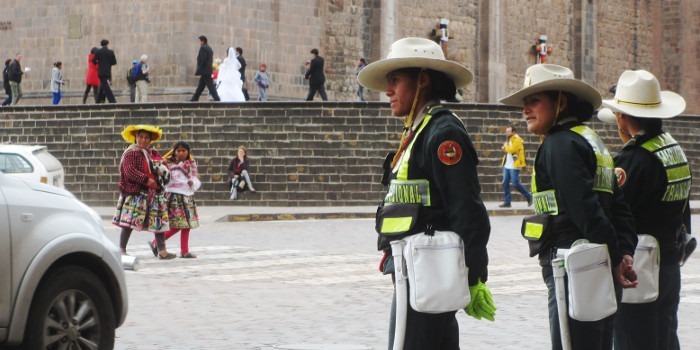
[51,61,64,105]
[254,63,270,101]
[150,141,200,258]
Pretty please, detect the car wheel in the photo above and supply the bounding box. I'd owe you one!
[23,266,116,350]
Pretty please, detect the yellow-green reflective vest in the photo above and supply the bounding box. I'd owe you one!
[525,125,615,240]
[378,109,439,235]
[641,133,691,202]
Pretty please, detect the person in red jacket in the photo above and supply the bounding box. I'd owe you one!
[83,47,100,104]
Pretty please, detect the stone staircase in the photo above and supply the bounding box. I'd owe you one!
[1,102,698,207]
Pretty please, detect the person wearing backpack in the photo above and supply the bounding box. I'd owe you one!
[127,60,137,103]
[134,54,150,102]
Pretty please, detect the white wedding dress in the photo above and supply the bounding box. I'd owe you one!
[216,47,246,102]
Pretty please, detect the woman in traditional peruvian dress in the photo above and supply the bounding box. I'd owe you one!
[113,124,175,259]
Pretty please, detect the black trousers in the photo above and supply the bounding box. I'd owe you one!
[97,76,116,103]
[82,84,98,104]
[191,75,220,101]
[543,265,619,350]
[614,262,681,350]
[388,282,460,350]
[306,82,328,101]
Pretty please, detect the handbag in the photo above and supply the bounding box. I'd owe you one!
[375,203,420,236]
[564,240,617,321]
[622,234,659,303]
[402,230,470,313]
[521,214,551,257]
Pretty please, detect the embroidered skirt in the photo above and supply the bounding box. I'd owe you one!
[112,191,170,233]
[166,193,200,229]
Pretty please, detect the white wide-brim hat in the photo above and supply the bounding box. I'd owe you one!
[596,108,617,124]
[601,70,685,119]
[357,37,473,92]
[499,64,602,109]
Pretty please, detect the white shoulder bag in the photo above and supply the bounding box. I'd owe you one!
[622,234,660,303]
[564,240,617,321]
[403,230,470,313]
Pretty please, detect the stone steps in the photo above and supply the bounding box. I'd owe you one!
[1,102,698,207]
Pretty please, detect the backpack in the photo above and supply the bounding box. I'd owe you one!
[127,67,136,84]
[131,64,141,80]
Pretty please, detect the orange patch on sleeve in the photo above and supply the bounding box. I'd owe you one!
[614,167,627,187]
[437,141,462,165]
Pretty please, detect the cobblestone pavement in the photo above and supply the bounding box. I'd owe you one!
[101,206,700,350]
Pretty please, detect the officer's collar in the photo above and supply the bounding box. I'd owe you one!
[410,99,441,131]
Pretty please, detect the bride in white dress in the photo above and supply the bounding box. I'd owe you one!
[216,47,246,102]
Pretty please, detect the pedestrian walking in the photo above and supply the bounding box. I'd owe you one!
[498,125,533,207]
[134,54,150,102]
[93,39,117,103]
[149,141,201,259]
[216,47,245,102]
[235,47,249,101]
[83,47,100,104]
[358,37,494,349]
[355,57,367,101]
[499,64,639,350]
[113,125,175,260]
[190,35,220,102]
[254,63,270,101]
[50,61,64,105]
[8,53,25,105]
[304,48,328,101]
[2,59,11,106]
[599,70,691,350]
[127,60,137,103]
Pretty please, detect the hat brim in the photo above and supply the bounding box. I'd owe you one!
[499,79,602,109]
[601,91,686,119]
[121,125,163,144]
[596,108,617,124]
[357,57,473,92]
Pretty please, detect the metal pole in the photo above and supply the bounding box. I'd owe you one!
[390,239,407,350]
[552,256,572,350]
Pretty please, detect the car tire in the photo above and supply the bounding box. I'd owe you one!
[23,266,116,350]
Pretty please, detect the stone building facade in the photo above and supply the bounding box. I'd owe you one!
[0,0,698,113]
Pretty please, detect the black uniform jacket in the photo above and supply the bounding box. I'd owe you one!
[533,119,637,266]
[92,47,117,78]
[8,60,22,83]
[305,56,326,85]
[614,130,691,264]
[378,108,491,285]
[196,44,214,76]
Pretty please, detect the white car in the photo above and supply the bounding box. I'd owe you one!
[0,173,128,349]
[0,144,65,188]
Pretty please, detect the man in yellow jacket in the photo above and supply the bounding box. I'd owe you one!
[499,125,532,207]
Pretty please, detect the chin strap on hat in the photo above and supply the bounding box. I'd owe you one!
[390,69,426,169]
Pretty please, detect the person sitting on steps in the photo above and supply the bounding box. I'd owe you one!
[227,145,256,200]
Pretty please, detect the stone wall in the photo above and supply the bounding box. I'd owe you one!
[1,102,698,207]
[1,1,697,112]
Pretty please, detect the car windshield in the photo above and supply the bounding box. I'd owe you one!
[0,153,33,173]
[33,148,63,172]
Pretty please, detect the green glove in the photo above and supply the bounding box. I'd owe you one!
[464,279,496,321]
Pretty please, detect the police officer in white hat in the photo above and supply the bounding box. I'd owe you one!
[598,70,690,350]
[359,37,494,349]
[500,64,639,350]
